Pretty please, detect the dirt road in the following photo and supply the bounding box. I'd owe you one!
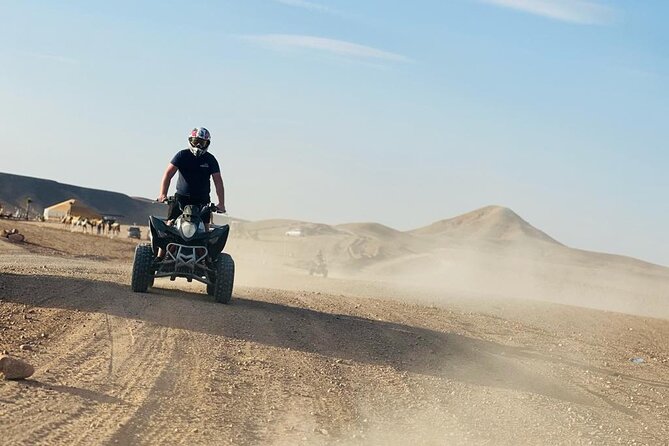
[1,222,668,445]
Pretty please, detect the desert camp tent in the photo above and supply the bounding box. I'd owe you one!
[43,199,101,220]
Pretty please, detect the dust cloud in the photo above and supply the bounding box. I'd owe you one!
[225,206,669,320]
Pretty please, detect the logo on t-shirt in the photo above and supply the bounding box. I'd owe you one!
[200,163,209,168]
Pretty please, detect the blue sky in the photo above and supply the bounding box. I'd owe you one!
[1,0,668,265]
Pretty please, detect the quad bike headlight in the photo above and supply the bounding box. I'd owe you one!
[180,221,197,239]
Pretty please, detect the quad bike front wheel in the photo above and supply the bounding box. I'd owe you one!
[131,243,154,292]
[213,253,235,304]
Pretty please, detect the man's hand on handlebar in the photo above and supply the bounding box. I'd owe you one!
[157,195,177,205]
[215,203,226,214]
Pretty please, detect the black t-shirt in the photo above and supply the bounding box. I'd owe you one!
[170,149,221,201]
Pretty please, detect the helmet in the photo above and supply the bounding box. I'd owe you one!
[188,127,211,156]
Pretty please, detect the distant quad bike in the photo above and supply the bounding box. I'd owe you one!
[130,197,235,303]
[309,262,328,278]
[309,252,328,278]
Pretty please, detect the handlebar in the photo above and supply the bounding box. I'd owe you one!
[207,203,226,214]
[157,197,225,214]
[158,196,177,205]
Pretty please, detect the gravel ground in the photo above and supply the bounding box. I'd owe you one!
[1,221,668,445]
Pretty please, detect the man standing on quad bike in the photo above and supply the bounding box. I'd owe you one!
[132,126,235,302]
[157,127,226,223]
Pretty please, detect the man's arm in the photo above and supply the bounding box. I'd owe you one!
[212,172,226,213]
[158,163,178,202]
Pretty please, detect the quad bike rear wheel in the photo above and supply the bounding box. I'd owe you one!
[131,243,154,292]
[213,253,235,304]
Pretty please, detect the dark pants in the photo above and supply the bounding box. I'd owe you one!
[167,193,211,224]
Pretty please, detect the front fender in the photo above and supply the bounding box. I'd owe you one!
[149,216,179,252]
[208,225,230,255]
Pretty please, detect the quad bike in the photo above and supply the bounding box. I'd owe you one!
[130,197,235,303]
[308,261,328,278]
[308,252,328,278]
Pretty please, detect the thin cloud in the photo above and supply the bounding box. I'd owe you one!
[481,0,616,25]
[241,34,411,63]
[274,0,337,14]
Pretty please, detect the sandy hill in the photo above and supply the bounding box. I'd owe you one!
[411,205,560,245]
[334,222,433,263]
[0,172,164,224]
[234,219,342,239]
[336,222,405,239]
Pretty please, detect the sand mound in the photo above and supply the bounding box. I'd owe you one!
[411,205,560,244]
[336,222,404,239]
